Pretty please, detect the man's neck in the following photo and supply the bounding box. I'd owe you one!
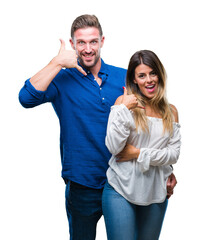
[89,58,102,77]
[90,58,102,86]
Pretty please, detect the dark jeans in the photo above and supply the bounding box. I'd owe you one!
[65,180,103,240]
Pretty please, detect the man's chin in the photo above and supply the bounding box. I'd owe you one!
[79,55,100,70]
[81,60,96,69]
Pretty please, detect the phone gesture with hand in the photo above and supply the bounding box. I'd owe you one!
[56,39,87,76]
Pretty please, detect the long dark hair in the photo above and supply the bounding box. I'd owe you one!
[126,50,173,134]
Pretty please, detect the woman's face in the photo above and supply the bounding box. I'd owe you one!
[134,64,159,99]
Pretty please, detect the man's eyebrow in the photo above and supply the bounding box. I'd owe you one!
[76,37,99,41]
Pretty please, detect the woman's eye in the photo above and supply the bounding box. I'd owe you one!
[138,74,145,78]
[150,71,156,76]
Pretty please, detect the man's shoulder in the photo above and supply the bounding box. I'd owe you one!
[103,62,127,77]
[105,62,127,72]
[53,68,77,82]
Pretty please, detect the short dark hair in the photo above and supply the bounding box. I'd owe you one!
[71,14,103,39]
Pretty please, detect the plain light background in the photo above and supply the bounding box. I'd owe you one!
[1,0,199,239]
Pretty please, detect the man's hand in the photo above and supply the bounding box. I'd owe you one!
[30,39,87,91]
[116,144,140,162]
[54,39,87,76]
[167,173,177,199]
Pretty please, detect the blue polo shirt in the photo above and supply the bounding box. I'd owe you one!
[19,59,126,189]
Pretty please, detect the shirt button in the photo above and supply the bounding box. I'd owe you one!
[102,98,105,100]
[100,88,102,90]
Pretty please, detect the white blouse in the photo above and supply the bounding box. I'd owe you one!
[106,104,181,206]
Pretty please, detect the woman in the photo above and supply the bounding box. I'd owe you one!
[102,50,181,240]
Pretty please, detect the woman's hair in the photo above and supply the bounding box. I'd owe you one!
[126,50,174,134]
[71,14,103,39]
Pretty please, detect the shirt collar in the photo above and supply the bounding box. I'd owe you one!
[98,59,109,76]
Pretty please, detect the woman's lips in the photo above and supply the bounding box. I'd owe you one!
[145,84,156,93]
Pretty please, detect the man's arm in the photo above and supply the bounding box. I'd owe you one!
[30,39,86,91]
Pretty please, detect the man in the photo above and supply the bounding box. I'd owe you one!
[19,14,177,240]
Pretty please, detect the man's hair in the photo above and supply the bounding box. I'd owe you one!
[71,14,103,39]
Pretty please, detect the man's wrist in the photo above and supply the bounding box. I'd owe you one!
[50,56,63,69]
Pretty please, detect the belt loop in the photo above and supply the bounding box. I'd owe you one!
[64,178,70,185]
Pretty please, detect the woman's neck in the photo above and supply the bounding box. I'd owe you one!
[145,104,162,118]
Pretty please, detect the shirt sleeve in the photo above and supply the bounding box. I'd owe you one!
[18,78,59,108]
[105,104,135,155]
[137,123,181,172]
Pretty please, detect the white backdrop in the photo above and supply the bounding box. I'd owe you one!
[1,0,199,239]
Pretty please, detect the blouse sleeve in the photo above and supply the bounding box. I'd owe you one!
[137,123,181,172]
[105,104,135,155]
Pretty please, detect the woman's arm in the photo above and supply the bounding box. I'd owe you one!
[116,105,180,168]
[105,104,135,155]
[137,105,181,172]
[106,87,141,155]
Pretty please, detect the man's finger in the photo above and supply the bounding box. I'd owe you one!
[75,65,87,76]
[59,39,66,54]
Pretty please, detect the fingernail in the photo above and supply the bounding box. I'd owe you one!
[122,86,125,89]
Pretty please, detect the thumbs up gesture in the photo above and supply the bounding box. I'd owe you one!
[121,87,145,110]
[56,39,87,76]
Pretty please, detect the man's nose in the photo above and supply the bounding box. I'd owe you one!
[85,43,92,52]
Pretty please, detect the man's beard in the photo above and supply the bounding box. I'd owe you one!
[77,51,101,70]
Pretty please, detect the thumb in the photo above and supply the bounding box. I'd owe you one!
[58,38,66,54]
[123,86,127,96]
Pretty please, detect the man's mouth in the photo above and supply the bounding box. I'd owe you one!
[82,53,95,61]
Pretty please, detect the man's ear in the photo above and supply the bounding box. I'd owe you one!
[100,36,105,48]
[69,38,75,50]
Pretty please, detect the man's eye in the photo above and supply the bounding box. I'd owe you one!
[78,41,85,45]
[91,41,97,45]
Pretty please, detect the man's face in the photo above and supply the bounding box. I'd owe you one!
[70,27,104,69]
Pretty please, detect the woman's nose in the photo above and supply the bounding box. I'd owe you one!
[146,75,153,82]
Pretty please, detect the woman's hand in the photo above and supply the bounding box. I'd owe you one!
[115,87,145,110]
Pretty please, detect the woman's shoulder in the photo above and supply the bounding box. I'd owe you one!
[170,104,179,123]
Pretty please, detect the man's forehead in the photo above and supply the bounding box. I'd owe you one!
[73,27,101,40]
